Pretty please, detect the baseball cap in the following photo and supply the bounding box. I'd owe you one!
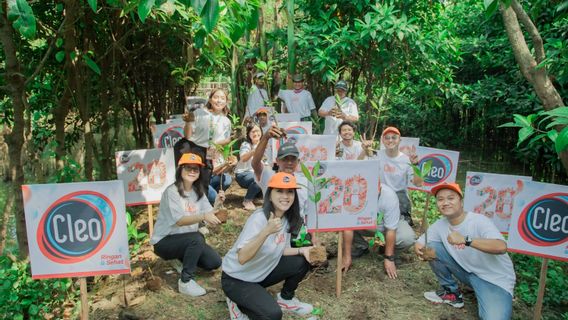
[382,126,401,137]
[178,153,205,166]
[255,72,265,79]
[268,172,299,189]
[431,183,463,198]
[292,74,304,82]
[277,142,300,159]
[256,107,269,115]
[335,80,348,91]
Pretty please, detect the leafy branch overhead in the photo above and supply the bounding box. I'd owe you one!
[499,107,568,154]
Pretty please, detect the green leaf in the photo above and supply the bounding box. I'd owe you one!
[517,127,534,146]
[8,0,37,39]
[314,192,321,203]
[201,0,219,33]
[547,129,558,143]
[191,0,207,15]
[56,38,63,47]
[311,308,323,315]
[87,0,97,12]
[83,54,101,75]
[313,161,320,177]
[28,304,39,315]
[55,51,65,63]
[421,160,433,178]
[513,114,531,127]
[498,122,523,128]
[554,127,568,153]
[369,238,375,247]
[247,7,259,30]
[484,0,499,16]
[543,107,568,119]
[138,0,155,23]
[300,162,313,183]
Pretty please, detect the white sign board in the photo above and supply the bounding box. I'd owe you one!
[304,160,380,232]
[507,181,568,262]
[273,113,301,123]
[410,146,460,191]
[22,181,130,279]
[153,120,185,148]
[464,171,532,233]
[380,137,420,157]
[267,122,313,165]
[115,148,176,206]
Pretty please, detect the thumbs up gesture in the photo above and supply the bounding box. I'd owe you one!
[265,212,283,235]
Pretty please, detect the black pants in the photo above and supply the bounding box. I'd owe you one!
[153,232,221,282]
[221,256,310,320]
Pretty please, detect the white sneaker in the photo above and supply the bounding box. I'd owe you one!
[178,279,206,297]
[276,293,313,315]
[226,297,249,320]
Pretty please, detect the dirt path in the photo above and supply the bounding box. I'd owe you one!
[90,185,532,320]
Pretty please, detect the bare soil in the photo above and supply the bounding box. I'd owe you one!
[89,185,532,320]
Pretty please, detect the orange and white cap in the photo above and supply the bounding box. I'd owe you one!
[268,172,299,189]
[178,153,205,166]
[431,182,463,198]
[381,126,401,137]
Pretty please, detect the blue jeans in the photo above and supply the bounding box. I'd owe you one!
[207,173,232,204]
[236,171,262,201]
[428,241,513,320]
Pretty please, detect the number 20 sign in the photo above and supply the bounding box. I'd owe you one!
[410,146,460,191]
[464,171,532,234]
[303,159,379,232]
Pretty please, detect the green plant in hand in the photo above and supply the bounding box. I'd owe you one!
[368,212,385,248]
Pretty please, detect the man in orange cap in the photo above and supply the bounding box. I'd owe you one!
[377,126,422,225]
[415,183,515,320]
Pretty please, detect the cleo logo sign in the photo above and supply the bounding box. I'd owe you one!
[37,191,117,264]
[419,153,452,186]
[158,126,183,148]
[518,193,568,247]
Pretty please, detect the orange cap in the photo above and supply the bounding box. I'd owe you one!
[382,126,400,137]
[178,153,205,166]
[256,107,269,115]
[268,172,299,189]
[431,182,463,198]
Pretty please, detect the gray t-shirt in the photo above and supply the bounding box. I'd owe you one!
[222,209,291,282]
[278,89,316,118]
[150,184,212,244]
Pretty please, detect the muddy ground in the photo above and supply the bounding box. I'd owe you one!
[89,185,533,320]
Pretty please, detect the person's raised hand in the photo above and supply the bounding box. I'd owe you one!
[203,211,221,226]
[266,125,286,139]
[265,212,282,235]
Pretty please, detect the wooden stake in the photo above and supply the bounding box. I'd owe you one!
[147,204,154,237]
[79,277,89,320]
[336,231,343,298]
[533,258,549,320]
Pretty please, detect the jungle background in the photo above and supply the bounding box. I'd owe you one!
[0,0,567,319]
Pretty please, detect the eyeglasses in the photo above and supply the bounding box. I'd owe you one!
[383,135,399,141]
[182,165,200,173]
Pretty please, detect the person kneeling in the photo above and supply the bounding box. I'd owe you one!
[415,183,515,320]
[151,153,223,297]
[222,172,314,320]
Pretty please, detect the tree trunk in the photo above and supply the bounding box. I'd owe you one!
[500,0,568,173]
[0,8,29,258]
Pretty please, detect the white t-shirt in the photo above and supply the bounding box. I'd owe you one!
[222,209,291,282]
[150,184,212,244]
[256,167,309,219]
[246,85,269,117]
[377,149,414,193]
[188,109,231,148]
[278,89,316,118]
[320,96,358,135]
[417,213,516,296]
[337,140,364,160]
[235,141,256,174]
[377,185,400,231]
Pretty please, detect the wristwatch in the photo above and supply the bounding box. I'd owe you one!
[464,235,473,247]
[384,255,395,262]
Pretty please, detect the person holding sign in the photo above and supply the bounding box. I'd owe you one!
[151,153,225,297]
[319,80,359,135]
[342,184,415,278]
[222,172,314,319]
[415,183,515,320]
[335,121,372,160]
[377,126,422,225]
[236,124,264,211]
[183,88,232,204]
[277,74,317,121]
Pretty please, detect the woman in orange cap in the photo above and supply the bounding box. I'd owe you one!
[222,172,314,320]
[150,153,224,297]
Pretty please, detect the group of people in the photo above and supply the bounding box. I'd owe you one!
[149,75,516,320]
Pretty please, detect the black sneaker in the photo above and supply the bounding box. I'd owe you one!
[423,288,464,308]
